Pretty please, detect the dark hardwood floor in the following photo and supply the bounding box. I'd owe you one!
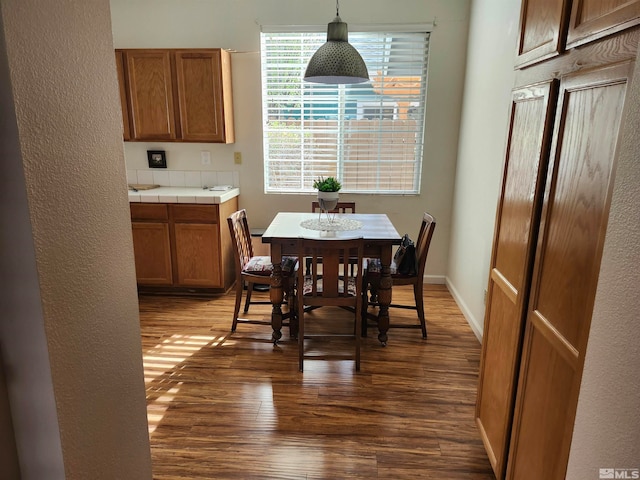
[139,284,494,479]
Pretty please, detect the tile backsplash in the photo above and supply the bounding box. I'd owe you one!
[127,169,239,188]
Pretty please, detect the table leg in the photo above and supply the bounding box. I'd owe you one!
[376,247,393,346]
[270,244,284,344]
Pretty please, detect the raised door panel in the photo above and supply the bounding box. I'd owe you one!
[507,323,576,480]
[131,222,173,285]
[506,62,632,480]
[476,81,556,479]
[175,50,226,143]
[115,50,131,141]
[125,50,176,140]
[515,0,571,68]
[174,223,221,287]
[567,0,640,48]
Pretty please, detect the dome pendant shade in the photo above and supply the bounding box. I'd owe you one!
[304,16,369,84]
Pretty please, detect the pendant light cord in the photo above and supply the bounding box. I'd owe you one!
[336,0,340,17]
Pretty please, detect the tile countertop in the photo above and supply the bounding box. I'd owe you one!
[128,187,240,204]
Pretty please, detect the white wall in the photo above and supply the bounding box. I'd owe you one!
[446,0,520,337]
[565,43,640,479]
[110,0,471,280]
[0,0,152,478]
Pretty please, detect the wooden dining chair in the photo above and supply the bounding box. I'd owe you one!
[296,237,365,372]
[364,212,436,339]
[227,209,297,334]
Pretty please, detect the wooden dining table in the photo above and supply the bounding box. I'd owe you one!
[261,212,402,346]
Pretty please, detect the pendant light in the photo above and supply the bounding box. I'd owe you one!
[303,0,369,84]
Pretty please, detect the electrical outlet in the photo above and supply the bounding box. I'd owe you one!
[200,151,211,165]
[484,289,488,304]
[234,151,242,164]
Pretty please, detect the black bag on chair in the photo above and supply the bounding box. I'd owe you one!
[394,234,417,275]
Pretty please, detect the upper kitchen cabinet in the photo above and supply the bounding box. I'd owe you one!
[566,0,640,48]
[515,0,571,68]
[175,50,235,143]
[122,49,177,141]
[116,48,235,143]
[115,50,131,141]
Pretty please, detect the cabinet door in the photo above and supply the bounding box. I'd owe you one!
[125,50,177,140]
[175,50,227,142]
[515,0,571,68]
[173,223,222,287]
[131,222,173,285]
[115,51,131,141]
[475,81,557,480]
[567,0,640,48]
[506,62,632,480]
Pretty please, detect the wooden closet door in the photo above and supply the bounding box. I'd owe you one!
[475,81,556,479]
[506,62,633,480]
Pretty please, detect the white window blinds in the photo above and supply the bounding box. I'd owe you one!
[260,29,430,194]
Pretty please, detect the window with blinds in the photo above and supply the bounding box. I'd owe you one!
[260,29,430,194]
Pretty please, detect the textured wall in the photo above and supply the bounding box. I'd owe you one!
[566,42,640,479]
[0,9,64,477]
[0,0,152,478]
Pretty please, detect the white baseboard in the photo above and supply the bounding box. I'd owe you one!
[445,277,483,342]
[424,274,446,285]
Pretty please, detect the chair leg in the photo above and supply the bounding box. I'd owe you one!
[243,282,253,313]
[232,279,243,332]
[298,305,305,372]
[369,279,379,303]
[288,281,299,339]
[414,283,427,339]
[361,280,369,337]
[355,300,362,372]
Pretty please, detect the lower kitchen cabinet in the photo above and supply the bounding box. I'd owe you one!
[130,198,238,293]
[130,204,172,285]
[173,223,221,287]
[131,222,172,285]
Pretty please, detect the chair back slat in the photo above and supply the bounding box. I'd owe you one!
[299,239,363,301]
[227,209,254,269]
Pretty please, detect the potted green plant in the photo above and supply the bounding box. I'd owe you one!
[313,176,342,212]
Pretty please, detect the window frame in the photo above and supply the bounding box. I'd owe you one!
[260,24,433,195]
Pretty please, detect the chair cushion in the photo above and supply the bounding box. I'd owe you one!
[302,276,357,296]
[365,258,415,278]
[243,255,297,276]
